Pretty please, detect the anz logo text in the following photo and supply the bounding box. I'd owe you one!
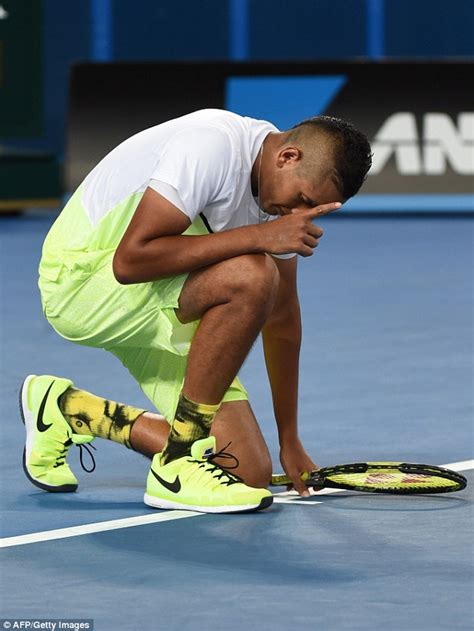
[370,112,474,176]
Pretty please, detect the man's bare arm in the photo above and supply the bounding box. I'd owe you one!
[113,187,339,283]
[114,188,261,283]
[262,256,301,444]
[262,256,316,495]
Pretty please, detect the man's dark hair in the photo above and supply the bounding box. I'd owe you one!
[290,116,373,200]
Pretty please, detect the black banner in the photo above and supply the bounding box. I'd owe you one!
[68,62,473,211]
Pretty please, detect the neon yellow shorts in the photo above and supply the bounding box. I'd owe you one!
[38,190,247,421]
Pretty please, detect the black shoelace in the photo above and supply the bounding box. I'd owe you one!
[54,439,97,473]
[192,442,243,486]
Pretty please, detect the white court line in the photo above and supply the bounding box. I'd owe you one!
[1,459,472,549]
[440,459,473,471]
[0,511,203,549]
[273,490,324,505]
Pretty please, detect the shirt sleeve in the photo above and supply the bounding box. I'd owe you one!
[151,126,233,222]
[148,180,187,215]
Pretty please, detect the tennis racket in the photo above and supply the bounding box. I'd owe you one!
[271,462,467,494]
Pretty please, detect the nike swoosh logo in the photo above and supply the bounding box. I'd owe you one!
[150,468,181,493]
[36,382,54,432]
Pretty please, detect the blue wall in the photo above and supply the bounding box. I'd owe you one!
[4,0,473,156]
[250,0,367,59]
[385,0,474,56]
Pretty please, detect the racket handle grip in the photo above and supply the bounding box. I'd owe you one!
[271,471,313,486]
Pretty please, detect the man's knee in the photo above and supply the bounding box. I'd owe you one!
[224,254,280,305]
[177,253,279,323]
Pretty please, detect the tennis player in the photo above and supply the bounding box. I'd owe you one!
[21,109,372,513]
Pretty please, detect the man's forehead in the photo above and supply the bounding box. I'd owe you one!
[301,173,342,203]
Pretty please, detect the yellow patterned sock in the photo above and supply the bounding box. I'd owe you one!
[161,393,220,464]
[59,387,147,449]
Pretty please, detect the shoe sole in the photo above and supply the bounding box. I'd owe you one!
[143,492,273,514]
[19,375,77,493]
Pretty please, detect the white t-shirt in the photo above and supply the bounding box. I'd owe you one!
[81,109,295,258]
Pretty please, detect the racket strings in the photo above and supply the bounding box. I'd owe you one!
[328,470,460,490]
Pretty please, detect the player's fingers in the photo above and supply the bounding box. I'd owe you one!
[307,224,324,238]
[307,202,341,218]
[303,234,319,249]
[291,473,310,497]
[297,245,315,257]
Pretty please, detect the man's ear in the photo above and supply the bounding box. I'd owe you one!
[276,146,303,168]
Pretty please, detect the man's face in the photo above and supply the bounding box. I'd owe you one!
[259,145,344,215]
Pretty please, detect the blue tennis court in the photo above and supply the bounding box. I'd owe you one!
[1,212,472,630]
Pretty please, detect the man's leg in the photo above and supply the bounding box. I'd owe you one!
[159,253,279,464]
[141,253,279,511]
[178,253,279,403]
[27,253,277,507]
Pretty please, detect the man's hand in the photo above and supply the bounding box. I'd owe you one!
[257,202,341,257]
[279,437,319,497]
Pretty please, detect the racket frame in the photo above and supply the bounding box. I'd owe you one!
[271,462,467,494]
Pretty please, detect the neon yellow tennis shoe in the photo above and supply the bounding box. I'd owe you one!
[144,436,273,513]
[20,374,94,492]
